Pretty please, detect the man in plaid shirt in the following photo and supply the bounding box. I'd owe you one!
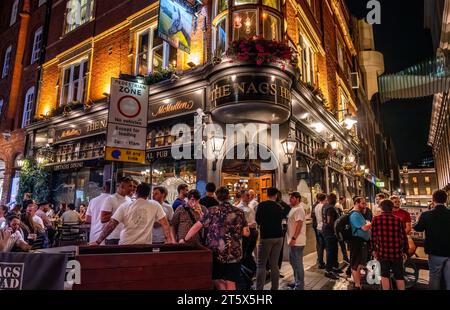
[371,199,408,290]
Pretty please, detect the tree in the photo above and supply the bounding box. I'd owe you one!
[17,159,50,204]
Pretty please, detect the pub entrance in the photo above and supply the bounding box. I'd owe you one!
[220,144,277,204]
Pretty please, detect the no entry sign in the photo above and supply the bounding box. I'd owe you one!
[106,78,149,163]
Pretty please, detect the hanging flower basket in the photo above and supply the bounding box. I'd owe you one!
[343,163,355,172]
[314,146,335,161]
[226,38,296,69]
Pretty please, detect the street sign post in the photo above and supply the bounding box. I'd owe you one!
[106,78,148,164]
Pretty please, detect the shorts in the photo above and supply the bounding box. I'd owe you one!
[350,237,369,271]
[212,260,241,283]
[380,259,404,280]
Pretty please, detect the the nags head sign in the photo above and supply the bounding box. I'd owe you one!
[0,263,24,290]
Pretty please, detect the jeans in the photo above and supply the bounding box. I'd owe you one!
[256,238,283,290]
[315,229,326,266]
[242,228,258,261]
[324,235,339,272]
[289,246,305,290]
[428,255,450,290]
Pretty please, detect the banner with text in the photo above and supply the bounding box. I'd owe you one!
[106,78,149,164]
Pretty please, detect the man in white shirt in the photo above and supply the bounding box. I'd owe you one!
[248,189,259,211]
[92,183,174,245]
[237,190,258,262]
[1,215,31,252]
[86,181,111,244]
[100,176,133,245]
[0,205,8,229]
[313,193,327,269]
[373,193,386,217]
[152,186,174,244]
[286,192,307,290]
[26,202,44,230]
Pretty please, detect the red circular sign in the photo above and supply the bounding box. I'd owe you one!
[117,96,141,118]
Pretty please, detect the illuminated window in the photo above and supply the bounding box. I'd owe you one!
[299,34,315,84]
[60,59,89,106]
[262,12,280,41]
[425,176,430,183]
[412,176,418,183]
[413,188,419,196]
[218,0,228,13]
[214,16,228,56]
[263,0,280,10]
[233,10,257,40]
[426,187,432,195]
[234,0,258,5]
[136,28,176,76]
[339,92,348,122]
[337,40,344,71]
[65,0,95,34]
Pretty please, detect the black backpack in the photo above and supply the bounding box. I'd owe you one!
[334,211,355,242]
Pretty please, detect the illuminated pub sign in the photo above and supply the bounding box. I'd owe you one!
[150,89,204,120]
[210,75,292,108]
[55,118,107,142]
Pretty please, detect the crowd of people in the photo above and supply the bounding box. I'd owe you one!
[1,177,449,291]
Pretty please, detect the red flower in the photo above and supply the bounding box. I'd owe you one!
[255,44,264,52]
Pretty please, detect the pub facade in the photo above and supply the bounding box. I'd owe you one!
[24,0,387,208]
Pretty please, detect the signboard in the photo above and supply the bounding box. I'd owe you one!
[106,78,148,164]
[0,253,67,290]
[105,147,146,164]
[55,118,107,142]
[157,0,193,53]
[376,181,385,188]
[150,89,204,120]
[210,75,292,108]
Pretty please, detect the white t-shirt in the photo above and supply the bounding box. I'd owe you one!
[101,193,131,240]
[315,203,324,231]
[237,201,256,225]
[287,204,306,246]
[86,193,110,243]
[249,199,258,212]
[0,217,6,229]
[33,215,45,229]
[2,230,25,253]
[112,198,166,245]
[152,201,173,243]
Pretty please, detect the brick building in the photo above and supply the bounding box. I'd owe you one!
[400,165,439,206]
[13,0,397,207]
[0,0,49,204]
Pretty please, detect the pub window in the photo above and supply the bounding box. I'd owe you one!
[22,87,35,128]
[263,0,280,10]
[413,188,419,196]
[136,27,176,76]
[2,46,12,79]
[31,27,43,64]
[10,0,19,26]
[412,176,418,183]
[213,16,228,56]
[233,10,257,40]
[234,0,258,5]
[424,176,430,183]
[299,34,315,84]
[217,0,228,13]
[60,58,89,106]
[426,187,432,195]
[262,12,280,41]
[65,0,95,34]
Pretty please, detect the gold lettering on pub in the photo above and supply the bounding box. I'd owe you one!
[152,100,195,117]
[210,81,292,102]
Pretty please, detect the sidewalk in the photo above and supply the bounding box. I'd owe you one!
[263,252,430,290]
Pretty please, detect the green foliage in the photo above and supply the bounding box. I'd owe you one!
[17,159,50,204]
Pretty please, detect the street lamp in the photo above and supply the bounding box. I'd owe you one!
[343,114,358,130]
[281,134,297,173]
[347,153,356,163]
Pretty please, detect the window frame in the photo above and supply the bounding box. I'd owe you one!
[298,34,315,85]
[59,58,89,106]
[212,13,228,57]
[337,39,345,72]
[2,46,12,79]
[22,87,35,128]
[10,0,19,26]
[135,26,172,76]
[31,27,43,64]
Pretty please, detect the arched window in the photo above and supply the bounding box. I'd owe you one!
[22,87,35,128]
[10,0,19,26]
[31,27,43,64]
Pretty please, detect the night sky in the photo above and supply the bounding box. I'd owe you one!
[346,0,434,166]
